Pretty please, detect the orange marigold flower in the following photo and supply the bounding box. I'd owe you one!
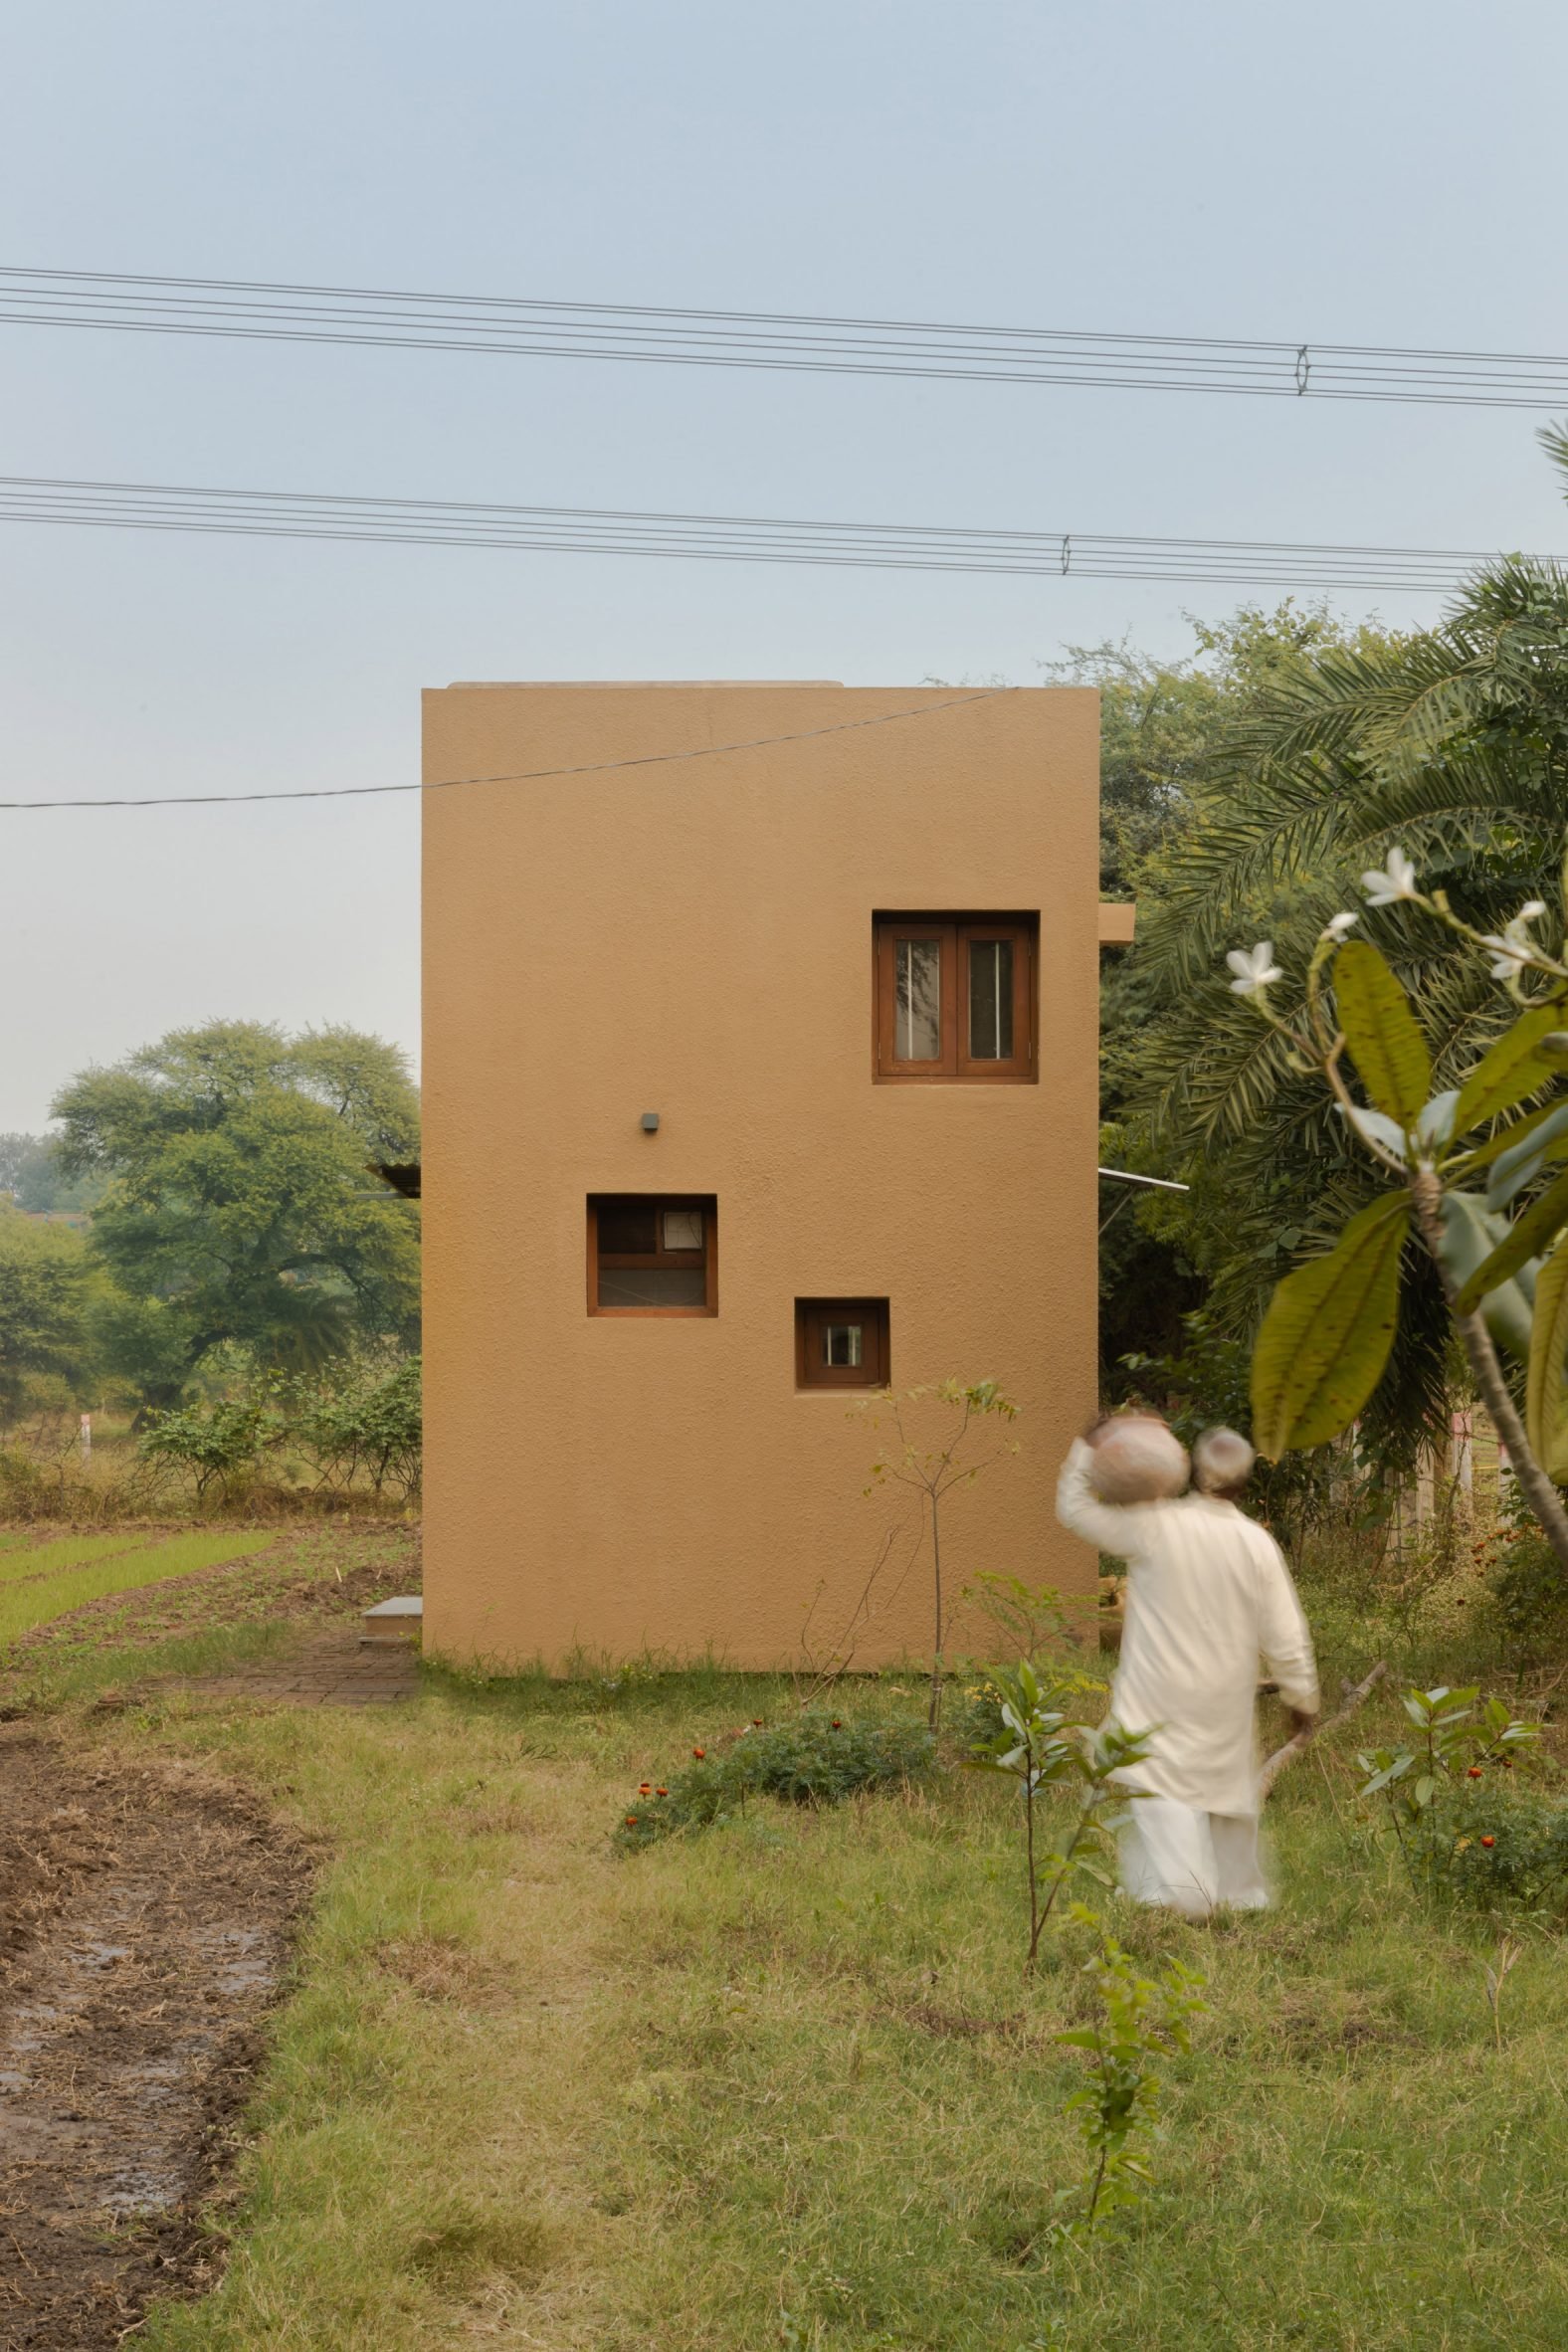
[626,1816,639,1827]
[656,1786,669,1797]
[753,1717,764,1726]
[639,1783,653,1794]
[1468,1766,1483,1779]
[832,1719,842,1729]
[1481,1835,1496,1849]
[692,1747,706,1760]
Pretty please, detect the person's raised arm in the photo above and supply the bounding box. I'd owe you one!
[1056,1436,1146,1560]
[1254,1530,1320,1728]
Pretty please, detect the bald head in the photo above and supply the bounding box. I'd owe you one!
[1193,1426,1257,1498]
[1087,1415,1190,1504]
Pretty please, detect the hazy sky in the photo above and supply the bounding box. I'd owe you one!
[4,1,1566,1130]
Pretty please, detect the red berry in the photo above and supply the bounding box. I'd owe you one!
[1481,1836,1496,1849]
[832,1719,842,1729]
[1468,1766,1483,1779]
[753,1718,764,1726]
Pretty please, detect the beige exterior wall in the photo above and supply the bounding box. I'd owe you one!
[422,682,1100,1671]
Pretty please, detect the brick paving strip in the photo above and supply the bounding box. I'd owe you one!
[180,1626,421,1706]
[0,1525,423,1713]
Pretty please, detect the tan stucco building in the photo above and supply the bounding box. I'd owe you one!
[422,681,1102,1671]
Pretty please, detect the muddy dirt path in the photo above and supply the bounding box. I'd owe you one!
[0,1727,309,2349]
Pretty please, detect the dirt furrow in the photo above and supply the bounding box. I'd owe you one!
[0,1729,309,2349]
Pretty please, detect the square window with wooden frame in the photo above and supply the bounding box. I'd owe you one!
[795,1297,889,1388]
[873,914,1038,1081]
[589,1195,717,1315]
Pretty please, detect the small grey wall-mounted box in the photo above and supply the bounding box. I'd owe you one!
[641,1111,661,1132]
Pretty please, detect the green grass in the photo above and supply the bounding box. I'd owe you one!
[45,1646,1560,2352]
[0,1528,157,1582]
[0,1529,274,1644]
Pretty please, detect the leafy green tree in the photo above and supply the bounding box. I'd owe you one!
[0,1210,95,1425]
[1137,432,1568,1148]
[1047,603,1385,898]
[0,1131,102,1213]
[1073,605,1408,1398]
[54,1021,420,1406]
[1129,435,1568,1455]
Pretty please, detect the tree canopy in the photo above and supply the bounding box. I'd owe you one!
[1080,603,1409,1389]
[0,1210,95,1425]
[53,1020,420,1405]
[1115,427,1568,1460]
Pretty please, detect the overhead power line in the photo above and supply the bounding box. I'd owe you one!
[0,686,1013,811]
[4,267,1568,410]
[0,471,1545,593]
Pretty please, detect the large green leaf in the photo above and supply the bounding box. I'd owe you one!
[1455,1097,1568,1176]
[1454,1000,1568,1136]
[1251,1193,1410,1458]
[1435,1193,1535,1358]
[1334,941,1431,1131]
[1457,1164,1568,1312]
[1526,1243,1568,1480]
[1484,1099,1568,1211]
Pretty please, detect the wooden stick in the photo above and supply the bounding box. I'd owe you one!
[1258,1660,1388,1800]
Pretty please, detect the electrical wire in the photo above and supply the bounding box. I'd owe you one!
[0,686,1014,811]
[0,471,1544,593]
[5,267,1568,408]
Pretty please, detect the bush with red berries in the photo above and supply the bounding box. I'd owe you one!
[1358,1683,1542,1904]
[612,1711,936,1853]
[1447,1786,1568,1911]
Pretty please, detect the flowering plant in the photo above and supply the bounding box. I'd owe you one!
[1225,839,1568,1574]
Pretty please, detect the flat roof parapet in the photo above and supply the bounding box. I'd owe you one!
[445,679,848,689]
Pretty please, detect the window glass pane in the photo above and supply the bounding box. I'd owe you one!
[662,1208,703,1253]
[824,1323,864,1367]
[597,1202,658,1254]
[895,937,942,1060]
[968,939,1014,1061]
[597,1266,707,1308]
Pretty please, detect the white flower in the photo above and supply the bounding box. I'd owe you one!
[1226,941,1283,997]
[1320,911,1359,943]
[1360,848,1420,905]
[1480,901,1548,980]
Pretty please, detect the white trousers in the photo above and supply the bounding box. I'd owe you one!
[1117,1797,1270,1919]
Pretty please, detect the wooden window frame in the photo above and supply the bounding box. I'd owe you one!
[873,914,1038,1082]
[795,1297,890,1389]
[588,1194,718,1316]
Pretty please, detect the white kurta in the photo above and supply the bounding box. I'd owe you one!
[1056,1441,1319,1818]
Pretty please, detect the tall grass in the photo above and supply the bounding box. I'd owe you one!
[0,1530,275,1645]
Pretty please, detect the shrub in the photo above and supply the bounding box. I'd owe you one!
[1488,1517,1568,1661]
[614,1711,936,1852]
[138,1394,279,1503]
[1358,1685,1540,1903]
[1448,1788,1568,1914]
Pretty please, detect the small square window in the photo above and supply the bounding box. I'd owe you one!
[590,1195,716,1315]
[874,914,1037,1081]
[795,1298,889,1388]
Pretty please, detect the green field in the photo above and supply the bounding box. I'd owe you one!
[0,1529,155,1583]
[0,1530,275,1644]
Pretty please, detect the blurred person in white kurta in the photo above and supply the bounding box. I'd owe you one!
[1057,1423,1320,1919]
